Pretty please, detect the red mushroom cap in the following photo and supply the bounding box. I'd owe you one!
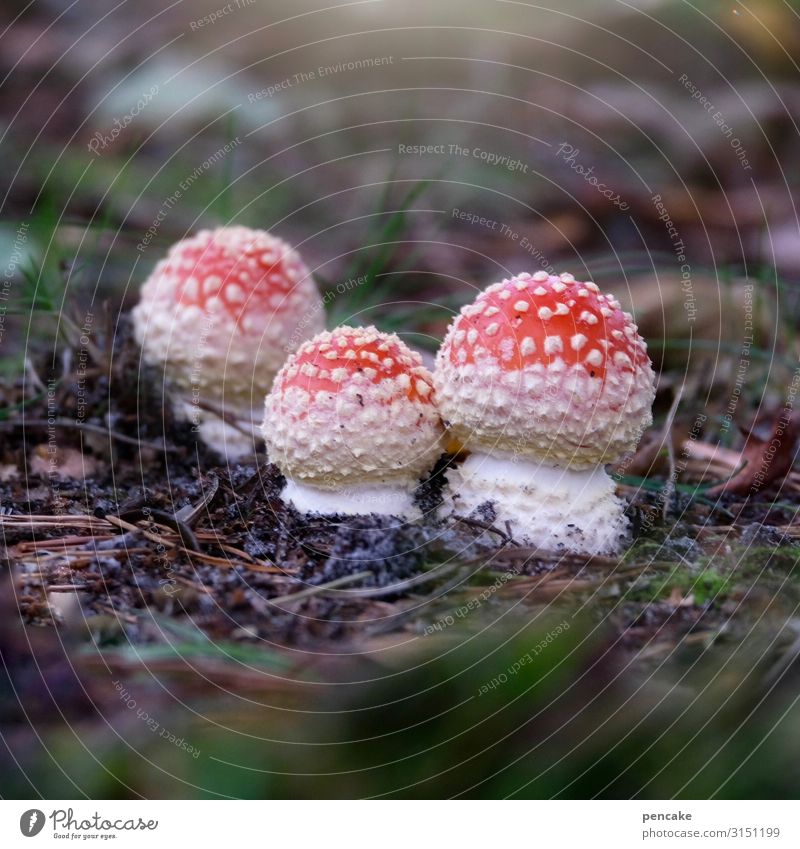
[434,272,655,468]
[132,226,324,414]
[263,326,443,488]
[276,327,435,404]
[160,228,308,325]
[448,272,647,378]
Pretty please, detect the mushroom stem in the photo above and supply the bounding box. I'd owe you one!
[177,400,260,460]
[194,414,260,461]
[443,451,629,554]
[282,478,419,518]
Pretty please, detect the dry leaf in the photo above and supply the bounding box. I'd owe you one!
[29,445,105,480]
[706,412,800,497]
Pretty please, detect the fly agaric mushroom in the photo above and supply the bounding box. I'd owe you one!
[132,226,324,458]
[434,271,655,554]
[262,325,444,517]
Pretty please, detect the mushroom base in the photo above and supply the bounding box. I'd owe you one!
[282,478,420,519]
[442,452,630,555]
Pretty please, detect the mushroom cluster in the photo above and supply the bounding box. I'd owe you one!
[133,224,655,551]
[132,226,323,458]
[262,325,444,519]
[434,271,655,554]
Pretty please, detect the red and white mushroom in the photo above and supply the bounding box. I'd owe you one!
[262,325,444,518]
[434,271,655,554]
[132,226,323,458]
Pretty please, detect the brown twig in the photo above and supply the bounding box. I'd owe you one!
[268,571,374,606]
[661,384,685,521]
[0,418,179,453]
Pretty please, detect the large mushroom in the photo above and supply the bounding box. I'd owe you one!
[262,325,444,518]
[434,271,655,554]
[132,226,324,458]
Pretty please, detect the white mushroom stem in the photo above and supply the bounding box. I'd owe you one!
[194,414,261,461]
[282,478,420,519]
[178,400,261,460]
[443,451,630,555]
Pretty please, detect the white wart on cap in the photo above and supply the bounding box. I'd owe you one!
[263,326,444,518]
[434,271,656,554]
[132,226,323,458]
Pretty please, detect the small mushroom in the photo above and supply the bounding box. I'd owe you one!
[132,226,324,458]
[434,271,656,554]
[262,325,444,518]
